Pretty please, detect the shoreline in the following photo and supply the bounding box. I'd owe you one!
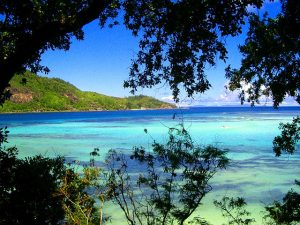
[1,105,299,115]
[0,107,179,115]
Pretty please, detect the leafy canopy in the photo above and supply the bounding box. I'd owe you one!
[1,0,298,108]
[273,116,300,156]
[264,183,300,225]
[0,0,263,104]
[0,127,66,225]
[0,127,108,225]
[214,197,255,225]
[106,125,229,225]
[226,0,300,107]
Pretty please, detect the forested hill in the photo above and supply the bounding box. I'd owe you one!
[0,72,175,113]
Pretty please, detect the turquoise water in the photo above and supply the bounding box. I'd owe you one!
[0,107,299,224]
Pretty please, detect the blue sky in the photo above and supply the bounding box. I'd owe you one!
[41,1,296,106]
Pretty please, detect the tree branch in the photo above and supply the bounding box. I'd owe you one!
[0,0,112,96]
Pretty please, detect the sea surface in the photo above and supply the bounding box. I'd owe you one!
[0,106,299,224]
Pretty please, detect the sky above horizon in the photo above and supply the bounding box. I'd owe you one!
[40,1,297,107]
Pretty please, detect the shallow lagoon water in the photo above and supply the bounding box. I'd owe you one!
[0,107,299,224]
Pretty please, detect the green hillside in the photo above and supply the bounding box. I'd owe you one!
[0,71,175,112]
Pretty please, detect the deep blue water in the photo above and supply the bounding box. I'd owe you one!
[1,106,299,124]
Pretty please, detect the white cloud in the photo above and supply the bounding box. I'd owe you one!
[160,82,299,107]
[161,95,174,101]
[281,97,299,106]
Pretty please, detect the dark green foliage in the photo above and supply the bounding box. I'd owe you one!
[264,182,300,225]
[0,90,11,106]
[0,0,297,106]
[60,147,113,225]
[0,0,117,103]
[123,0,263,101]
[273,116,300,156]
[106,124,229,225]
[0,128,108,225]
[0,128,66,225]
[214,197,255,225]
[187,217,212,225]
[0,126,9,144]
[269,109,300,224]
[61,162,102,225]
[0,0,263,104]
[226,0,300,107]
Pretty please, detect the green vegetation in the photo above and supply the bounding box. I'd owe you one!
[263,182,300,225]
[0,71,175,113]
[226,0,300,107]
[0,127,66,225]
[1,1,299,224]
[0,0,261,104]
[61,148,108,225]
[0,128,108,225]
[273,116,300,156]
[214,188,300,225]
[214,197,255,225]
[1,122,300,224]
[106,125,229,225]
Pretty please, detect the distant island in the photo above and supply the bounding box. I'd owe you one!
[0,71,176,113]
